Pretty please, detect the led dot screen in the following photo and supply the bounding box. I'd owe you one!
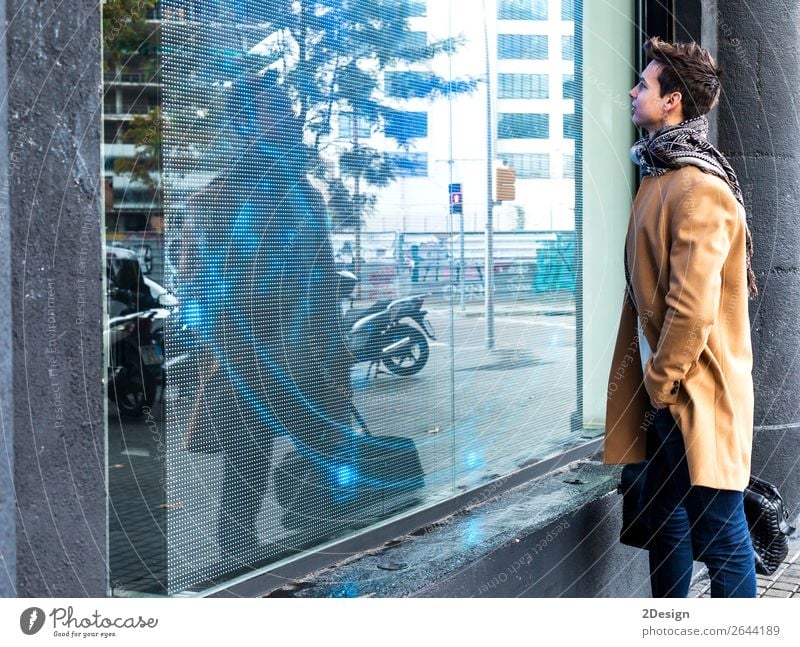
[107,0,583,596]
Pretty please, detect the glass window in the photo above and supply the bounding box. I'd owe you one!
[385,151,428,176]
[499,153,550,179]
[563,153,575,178]
[562,74,577,100]
[104,125,123,144]
[407,0,426,17]
[563,113,579,139]
[339,112,372,140]
[404,31,427,52]
[498,73,549,99]
[562,34,575,60]
[106,0,591,598]
[385,111,428,139]
[385,71,431,98]
[561,0,575,21]
[498,113,550,139]
[497,0,548,20]
[498,34,548,60]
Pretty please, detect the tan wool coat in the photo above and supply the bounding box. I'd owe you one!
[604,165,754,491]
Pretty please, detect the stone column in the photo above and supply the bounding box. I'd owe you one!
[0,0,13,599]
[3,0,106,596]
[713,0,800,514]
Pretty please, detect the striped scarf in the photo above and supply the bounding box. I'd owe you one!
[630,116,757,298]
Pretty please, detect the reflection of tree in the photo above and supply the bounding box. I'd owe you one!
[114,107,162,188]
[104,1,162,197]
[102,0,159,73]
[279,0,475,277]
[162,1,475,275]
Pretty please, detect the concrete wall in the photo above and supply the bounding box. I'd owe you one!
[5,0,106,596]
[264,461,657,598]
[0,0,14,599]
[416,491,653,597]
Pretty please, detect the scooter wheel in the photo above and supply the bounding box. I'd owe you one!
[110,363,157,419]
[383,325,429,376]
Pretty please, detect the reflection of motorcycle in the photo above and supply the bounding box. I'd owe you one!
[107,305,169,418]
[337,271,436,377]
[106,246,176,418]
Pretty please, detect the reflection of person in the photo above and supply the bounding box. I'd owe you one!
[604,38,759,597]
[180,71,352,567]
[408,244,421,283]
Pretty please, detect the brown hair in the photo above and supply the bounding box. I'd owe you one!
[644,37,722,120]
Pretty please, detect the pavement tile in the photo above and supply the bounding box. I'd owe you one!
[763,589,792,598]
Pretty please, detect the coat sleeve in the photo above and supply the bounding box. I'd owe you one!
[643,176,739,407]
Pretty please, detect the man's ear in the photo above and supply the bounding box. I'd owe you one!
[664,91,683,115]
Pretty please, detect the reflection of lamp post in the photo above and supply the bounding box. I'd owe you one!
[447,0,466,313]
[482,0,495,350]
[352,111,362,299]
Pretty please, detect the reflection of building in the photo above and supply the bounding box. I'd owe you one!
[103,4,162,234]
[327,0,577,233]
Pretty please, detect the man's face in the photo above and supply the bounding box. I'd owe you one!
[629,61,667,136]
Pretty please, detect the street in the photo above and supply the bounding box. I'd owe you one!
[107,296,579,593]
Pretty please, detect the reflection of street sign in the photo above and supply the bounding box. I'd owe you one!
[495,167,516,202]
[449,182,463,214]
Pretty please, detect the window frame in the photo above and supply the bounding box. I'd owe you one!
[497,0,548,21]
[498,73,549,100]
[497,34,549,60]
[497,112,550,139]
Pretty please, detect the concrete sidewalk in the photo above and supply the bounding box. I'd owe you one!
[690,517,800,598]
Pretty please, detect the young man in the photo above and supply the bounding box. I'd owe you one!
[604,38,759,597]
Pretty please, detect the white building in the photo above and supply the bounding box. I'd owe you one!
[327,0,577,233]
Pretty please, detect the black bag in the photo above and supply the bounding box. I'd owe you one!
[273,405,424,528]
[618,462,658,551]
[744,475,796,576]
[618,464,795,576]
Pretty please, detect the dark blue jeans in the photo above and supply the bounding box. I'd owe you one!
[646,406,756,598]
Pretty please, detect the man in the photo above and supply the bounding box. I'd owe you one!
[604,38,758,597]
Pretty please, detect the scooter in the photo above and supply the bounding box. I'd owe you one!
[336,271,436,378]
[108,307,168,418]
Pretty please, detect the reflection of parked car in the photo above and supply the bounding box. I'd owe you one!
[106,246,177,418]
[107,245,175,316]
